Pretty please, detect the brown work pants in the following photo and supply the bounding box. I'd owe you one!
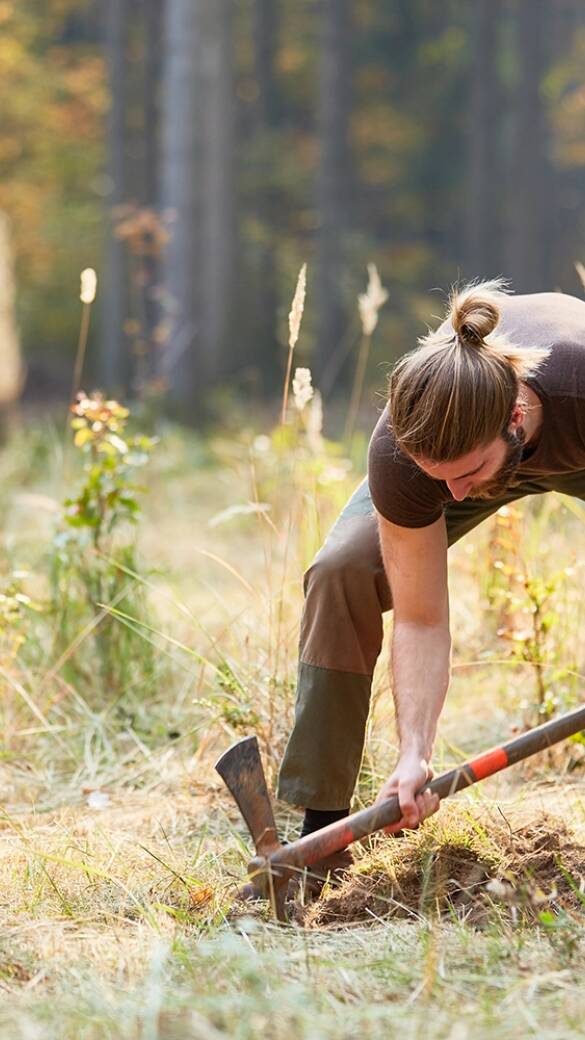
[277,470,585,810]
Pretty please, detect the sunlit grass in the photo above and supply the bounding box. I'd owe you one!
[1,418,585,1038]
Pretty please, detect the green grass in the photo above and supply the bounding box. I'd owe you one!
[1,416,585,1039]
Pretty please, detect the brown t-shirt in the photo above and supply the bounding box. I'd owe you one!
[368,292,585,527]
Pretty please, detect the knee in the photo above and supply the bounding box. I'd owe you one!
[304,521,391,613]
[304,541,377,597]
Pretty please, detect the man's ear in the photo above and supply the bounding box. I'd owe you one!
[509,400,525,429]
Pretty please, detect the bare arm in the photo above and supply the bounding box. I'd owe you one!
[375,512,451,829]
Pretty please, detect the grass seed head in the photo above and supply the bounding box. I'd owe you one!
[288,263,307,351]
[292,366,314,412]
[358,263,388,337]
[80,268,97,304]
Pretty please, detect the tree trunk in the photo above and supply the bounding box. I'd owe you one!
[315,0,352,383]
[547,0,585,291]
[0,213,22,438]
[507,0,552,292]
[250,0,280,393]
[143,0,161,207]
[101,0,130,395]
[200,0,236,384]
[254,0,280,127]
[142,0,163,386]
[160,0,200,411]
[466,0,504,279]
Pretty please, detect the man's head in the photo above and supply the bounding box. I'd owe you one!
[388,280,549,501]
[413,418,527,501]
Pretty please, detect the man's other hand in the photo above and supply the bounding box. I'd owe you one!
[374,754,440,834]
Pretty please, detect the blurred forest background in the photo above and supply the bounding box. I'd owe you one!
[1,0,585,425]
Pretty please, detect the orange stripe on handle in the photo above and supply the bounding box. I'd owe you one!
[468,746,509,781]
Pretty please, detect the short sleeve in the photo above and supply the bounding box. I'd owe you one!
[367,407,445,528]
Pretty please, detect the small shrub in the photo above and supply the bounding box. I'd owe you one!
[484,505,580,726]
[50,392,157,699]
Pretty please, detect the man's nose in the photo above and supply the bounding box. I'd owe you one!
[447,480,471,501]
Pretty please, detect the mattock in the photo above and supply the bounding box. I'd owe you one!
[216,704,585,921]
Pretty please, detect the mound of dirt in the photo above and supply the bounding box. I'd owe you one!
[301,814,585,929]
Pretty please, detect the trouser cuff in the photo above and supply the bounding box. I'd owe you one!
[277,661,371,810]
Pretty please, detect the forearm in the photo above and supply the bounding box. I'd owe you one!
[391,620,451,760]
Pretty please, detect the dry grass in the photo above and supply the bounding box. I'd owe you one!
[302,800,585,928]
[1,420,585,1038]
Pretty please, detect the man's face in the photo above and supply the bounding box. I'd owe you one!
[413,426,526,502]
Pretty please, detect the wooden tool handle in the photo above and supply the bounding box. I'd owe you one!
[269,703,585,872]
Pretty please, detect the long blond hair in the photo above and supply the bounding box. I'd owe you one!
[388,280,549,462]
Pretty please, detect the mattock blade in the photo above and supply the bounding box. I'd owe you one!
[215,736,281,857]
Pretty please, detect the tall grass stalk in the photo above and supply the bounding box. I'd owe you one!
[344,263,388,444]
[281,263,307,425]
[63,268,97,475]
[71,268,97,403]
[344,330,372,444]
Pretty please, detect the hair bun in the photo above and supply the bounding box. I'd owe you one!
[452,292,500,347]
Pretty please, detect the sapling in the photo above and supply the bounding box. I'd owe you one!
[51,392,157,696]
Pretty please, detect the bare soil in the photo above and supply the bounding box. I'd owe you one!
[300,814,585,928]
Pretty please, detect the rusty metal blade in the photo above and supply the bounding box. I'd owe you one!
[215,736,280,856]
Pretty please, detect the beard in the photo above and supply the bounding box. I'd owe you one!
[468,427,526,501]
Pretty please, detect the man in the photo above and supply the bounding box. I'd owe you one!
[277,280,585,885]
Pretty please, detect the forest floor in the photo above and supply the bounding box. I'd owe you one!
[1,414,585,1039]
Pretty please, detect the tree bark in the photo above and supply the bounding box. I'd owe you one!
[547,0,585,290]
[250,0,280,393]
[254,0,280,127]
[142,0,163,385]
[315,0,353,383]
[0,212,22,438]
[507,0,552,292]
[160,0,200,410]
[143,0,162,209]
[466,0,504,279]
[102,0,130,394]
[200,0,236,384]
